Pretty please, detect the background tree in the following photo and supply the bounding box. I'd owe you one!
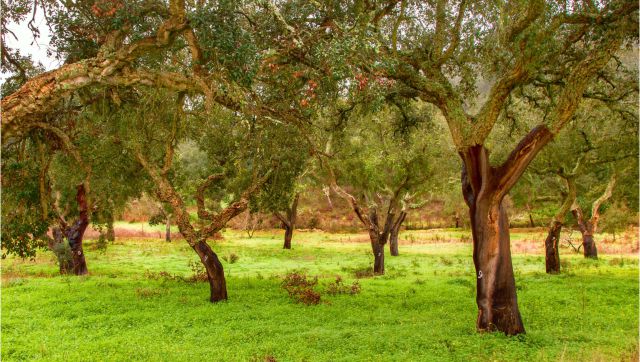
[93,87,305,302]
[324,101,444,273]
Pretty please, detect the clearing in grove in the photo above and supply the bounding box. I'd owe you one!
[2,229,638,361]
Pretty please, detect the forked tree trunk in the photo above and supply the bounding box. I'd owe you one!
[194,240,227,302]
[461,144,537,336]
[573,208,598,259]
[389,211,407,256]
[368,208,394,275]
[571,174,615,260]
[276,192,300,250]
[544,221,562,273]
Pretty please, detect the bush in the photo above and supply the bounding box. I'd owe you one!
[325,276,361,295]
[281,272,321,305]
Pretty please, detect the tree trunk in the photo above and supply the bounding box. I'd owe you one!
[454,213,460,228]
[67,221,89,275]
[582,230,598,259]
[372,237,385,274]
[49,227,72,274]
[277,192,299,250]
[461,145,532,335]
[389,211,406,256]
[528,213,535,228]
[194,240,228,302]
[106,217,115,242]
[283,225,293,249]
[65,184,89,276]
[544,221,562,274]
[389,228,399,256]
[165,214,171,242]
[572,207,598,259]
[543,174,576,274]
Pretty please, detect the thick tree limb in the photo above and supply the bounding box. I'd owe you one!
[590,173,616,231]
[196,173,226,220]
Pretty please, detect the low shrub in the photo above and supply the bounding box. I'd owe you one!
[281,272,321,305]
[325,276,361,295]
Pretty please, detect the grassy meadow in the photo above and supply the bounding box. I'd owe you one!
[2,229,638,361]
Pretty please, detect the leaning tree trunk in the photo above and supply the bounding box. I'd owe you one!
[194,240,227,302]
[389,211,407,256]
[544,221,562,274]
[461,145,530,335]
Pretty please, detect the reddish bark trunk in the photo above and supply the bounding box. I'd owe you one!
[461,143,537,335]
[194,240,227,302]
[544,221,562,274]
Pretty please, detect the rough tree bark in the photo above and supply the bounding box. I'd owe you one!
[389,211,407,256]
[571,174,616,260]
[274,192,300,249]
[59,184,90,276]
[194,240,227,301]
[367,207,394,274]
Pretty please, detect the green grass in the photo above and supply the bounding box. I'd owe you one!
[2,230,638,361]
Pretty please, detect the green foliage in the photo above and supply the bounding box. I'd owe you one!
[1,139,51,258]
